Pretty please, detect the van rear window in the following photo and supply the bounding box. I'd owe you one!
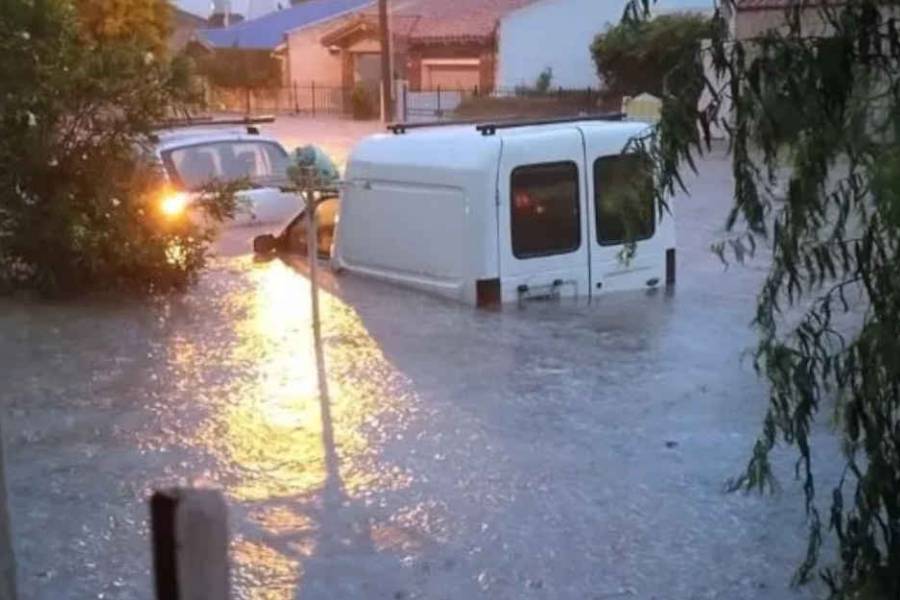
[594,155,655,246]
[510,162,581,259]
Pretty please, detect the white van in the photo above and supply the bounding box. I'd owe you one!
[332,117,676,306]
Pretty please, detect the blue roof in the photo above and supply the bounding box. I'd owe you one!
[199,0,373,49]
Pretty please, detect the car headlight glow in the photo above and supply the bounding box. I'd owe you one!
[160,192,189,218]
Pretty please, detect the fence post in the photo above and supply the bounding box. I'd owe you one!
[151,489,229,600]
[436,85,442,116]
[402,82,408,122]
[293,81,299,114]
[244,87,251,117]
[0,421,16,600]
[311,81,316,117]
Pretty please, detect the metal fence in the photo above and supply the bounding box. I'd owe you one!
[400,84,609,122]
[206,82,612,122]
[207,84,348,116]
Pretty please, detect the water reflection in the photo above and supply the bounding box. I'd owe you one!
[190,259,413,502]
[164,258,417,597]
[232,538,302,600]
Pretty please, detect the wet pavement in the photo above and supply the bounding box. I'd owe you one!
[0,121,839,599]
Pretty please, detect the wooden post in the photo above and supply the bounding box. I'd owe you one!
[0,421,16,600]
[311,81,317,117]
[293,81,299,114]
[378,0,393,122]
[151,489,229,600]
[436,84,442,116]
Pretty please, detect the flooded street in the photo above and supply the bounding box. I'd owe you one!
[0,121,836,599]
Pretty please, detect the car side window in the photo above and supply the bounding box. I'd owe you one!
[163,142,289,190]
[594,154,655,246]
[510,161,581,259]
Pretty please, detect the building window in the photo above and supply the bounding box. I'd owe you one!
[510,162,581,259]
[594,155,655,246]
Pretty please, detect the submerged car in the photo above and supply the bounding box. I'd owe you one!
[151,118,303,245]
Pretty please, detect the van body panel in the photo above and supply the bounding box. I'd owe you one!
[496,128,590,303]
[579,122,674,294]
[334,131,502,303]
[338,180,467,285]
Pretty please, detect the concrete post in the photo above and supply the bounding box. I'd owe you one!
[151,489,229,600]
[0,421,16,600]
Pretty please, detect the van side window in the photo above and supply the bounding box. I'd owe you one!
[510,161,581,259]
[594,155,655,246]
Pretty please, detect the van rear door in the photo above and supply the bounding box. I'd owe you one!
[583,138,671,295]
[497,129,590,302]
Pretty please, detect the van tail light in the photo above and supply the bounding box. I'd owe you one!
[476,278,501,308]
[666,248,676,285]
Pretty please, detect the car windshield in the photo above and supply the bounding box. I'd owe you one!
[162,140,290,191]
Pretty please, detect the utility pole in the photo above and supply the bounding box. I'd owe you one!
[378,0,393,122]
[0,420,16,600]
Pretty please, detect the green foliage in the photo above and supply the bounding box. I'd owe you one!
[196,47,282,90]
[0,0,230,296]
[350,84,377,120]
[75,0,171,53]
[624,0,900,596]
[535,67,554,94]
[591,13,713,97]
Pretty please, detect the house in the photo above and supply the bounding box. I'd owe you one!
[497,0,711,89]
[287,0,539,95]
[725,0,899,40]
[195,0,373,50]
[280,0,712,96]
[170,7,207,53]
[281,0,534,95]
[192,0,712,115]
[701,0,899,139]
[724,0,833,39]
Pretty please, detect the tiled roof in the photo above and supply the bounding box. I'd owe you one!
[173,7,206,27]
[402,0,540,43]
[352,0,540,44]
[198,0,373,49]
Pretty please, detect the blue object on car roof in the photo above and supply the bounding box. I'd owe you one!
[199,0,373,50]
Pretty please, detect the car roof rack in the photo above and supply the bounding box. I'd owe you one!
[387,113,626,136]
[152,115,276,135]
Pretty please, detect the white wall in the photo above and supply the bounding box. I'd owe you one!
[497,0,712,91]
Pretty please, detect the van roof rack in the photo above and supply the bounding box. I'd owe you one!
[475,113,625,136]
[387,113,625,136]
[387,119,484,134]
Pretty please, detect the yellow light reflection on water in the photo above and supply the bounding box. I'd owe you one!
[162,258,419,598]
[232,538,302,600]
[196,259,413,502]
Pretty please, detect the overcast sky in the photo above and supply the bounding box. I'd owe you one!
[176,0,279,18]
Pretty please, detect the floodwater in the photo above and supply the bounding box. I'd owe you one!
[0,135,838,599]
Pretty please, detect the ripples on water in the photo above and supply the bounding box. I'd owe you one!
[155,258,420,597]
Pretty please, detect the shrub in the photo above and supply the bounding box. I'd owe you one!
[0,0,233,296]
[535,67,554,94]
[350,84,377,120]
[591,13,712,98]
